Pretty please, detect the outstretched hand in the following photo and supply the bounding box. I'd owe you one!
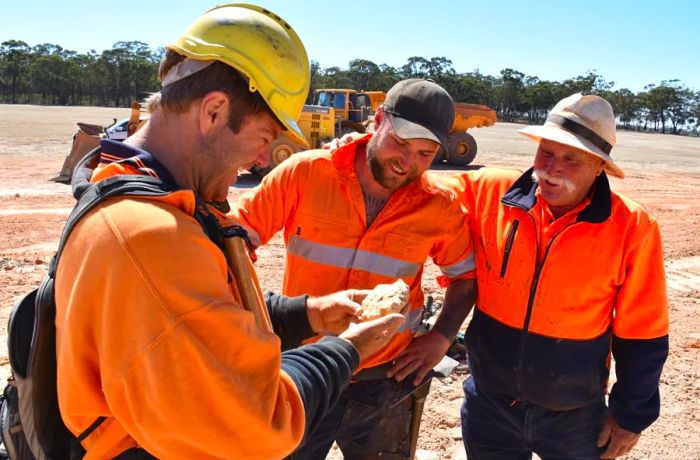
[387,331,451,386]
[306,289,369,335]
[339,313,405,363]
[597,415,641,459]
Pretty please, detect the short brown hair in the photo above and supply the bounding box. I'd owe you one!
[154,50,277,133]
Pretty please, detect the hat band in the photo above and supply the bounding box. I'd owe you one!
[547,114,612,155]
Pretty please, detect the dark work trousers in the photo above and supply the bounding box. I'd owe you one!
[288,376,416,460]
[460,376,606,460]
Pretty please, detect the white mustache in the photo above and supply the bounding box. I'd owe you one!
[532,169,576,193]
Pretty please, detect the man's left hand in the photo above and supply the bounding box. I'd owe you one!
[306,290,368,335]
[386,331,450,386]
[597,415,641,459]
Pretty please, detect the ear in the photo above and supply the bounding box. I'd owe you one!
[374,106,384,126]
[596,159,606,176]
[198,90,230,135]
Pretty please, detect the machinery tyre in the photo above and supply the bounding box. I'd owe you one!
[446,132,477,166]
[252,137,301,177]
[432,146,446,165]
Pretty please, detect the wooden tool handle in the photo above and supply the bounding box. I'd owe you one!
[223,236,273,332]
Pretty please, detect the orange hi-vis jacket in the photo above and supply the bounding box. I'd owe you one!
[54,140,359,459]
[447,167,669,433]
[232,134,475,368]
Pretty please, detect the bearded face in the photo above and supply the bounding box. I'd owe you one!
[365,122,433,192]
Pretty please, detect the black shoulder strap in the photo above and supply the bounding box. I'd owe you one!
[48,174,178,277]
[50,148,226,277]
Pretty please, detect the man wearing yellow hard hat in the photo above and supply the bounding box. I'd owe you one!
[53,4,403,458]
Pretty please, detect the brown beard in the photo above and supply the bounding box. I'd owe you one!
[366,136,417,191]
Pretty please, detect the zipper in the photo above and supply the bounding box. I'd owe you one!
[514,219,579,399]
[499,220,520,278]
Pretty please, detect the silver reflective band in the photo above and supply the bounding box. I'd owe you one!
[162,58,216,87]
[288,236,421,278]
[440,254,476,278]
[398,307,424,333]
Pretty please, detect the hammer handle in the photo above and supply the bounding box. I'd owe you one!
[223,236,273,332]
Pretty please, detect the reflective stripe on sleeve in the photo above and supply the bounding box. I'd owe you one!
[288,236,421,278]
[439,253,476,278]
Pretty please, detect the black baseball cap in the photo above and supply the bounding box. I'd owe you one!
[382,79,455,147]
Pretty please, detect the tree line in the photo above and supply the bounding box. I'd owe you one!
[2,40,699,135]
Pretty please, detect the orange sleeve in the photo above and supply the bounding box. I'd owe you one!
[230,155,310,247]
[56,198,305,459]
[613,216,669,339]
[444,171,477,213]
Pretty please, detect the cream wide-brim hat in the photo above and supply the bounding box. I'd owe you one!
[518,93,624,178]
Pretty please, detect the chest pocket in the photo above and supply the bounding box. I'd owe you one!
[294,213,354,246]
[383,232,430,264]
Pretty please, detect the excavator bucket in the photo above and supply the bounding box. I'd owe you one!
[51,101,147,184]
[451,103,497,133]
[50,125,102,183]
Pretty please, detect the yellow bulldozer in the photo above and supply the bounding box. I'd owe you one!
[256,88,497,175]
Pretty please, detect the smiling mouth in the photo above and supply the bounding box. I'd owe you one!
[390,162,406,175]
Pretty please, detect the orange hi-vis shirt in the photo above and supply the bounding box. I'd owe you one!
[232,134,475,368]
[449,166,668,341]
[54,148,308,459]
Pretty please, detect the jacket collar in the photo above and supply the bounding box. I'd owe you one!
[501,167,612,223]
[98,139,179,187]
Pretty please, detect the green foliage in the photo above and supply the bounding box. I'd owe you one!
[0,40,160,107]
[1,41,698,134]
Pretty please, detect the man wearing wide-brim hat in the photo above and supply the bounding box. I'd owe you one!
[447,93,669,459]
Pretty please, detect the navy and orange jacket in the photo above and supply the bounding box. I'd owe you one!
[448,167,669,433]
[54,140,359,459]
[231,134,475,368]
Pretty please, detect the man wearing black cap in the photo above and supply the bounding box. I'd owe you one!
[231,79,477,459]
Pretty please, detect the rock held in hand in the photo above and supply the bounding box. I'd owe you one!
[361,279,409,320]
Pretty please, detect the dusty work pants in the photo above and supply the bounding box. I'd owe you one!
[460,376,606,460]
[288,376,416,460]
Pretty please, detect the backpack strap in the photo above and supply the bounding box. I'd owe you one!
[50,148,227,275]
[48,173,178,277]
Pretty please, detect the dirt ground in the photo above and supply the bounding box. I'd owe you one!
[0,104,698,459]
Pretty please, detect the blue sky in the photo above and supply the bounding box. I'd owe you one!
[2,0,698,92]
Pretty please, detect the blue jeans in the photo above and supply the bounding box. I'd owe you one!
[460,376,606,460]
[288,377,415,460]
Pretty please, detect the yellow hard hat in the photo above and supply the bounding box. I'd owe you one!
[167,3,309,146]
